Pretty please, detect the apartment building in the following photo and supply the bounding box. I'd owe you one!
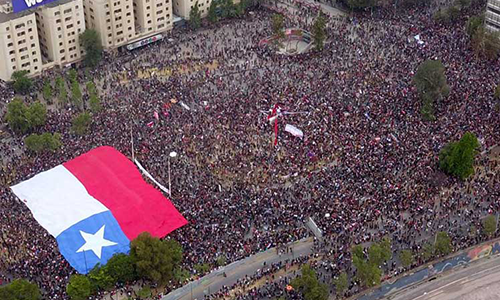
[486,0,500,32]
[172,0,210,19]
[133,0,172,36]
[0,0,43,81]
[36,0,86,66]
[82,0,136,48]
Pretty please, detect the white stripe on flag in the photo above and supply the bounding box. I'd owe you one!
[285,124,304,138]
[11,165,109,237]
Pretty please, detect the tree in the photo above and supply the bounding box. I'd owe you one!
[189,1,202,29]
[447,6,460,21]
[11,70,32,94]
[466,15,484,37]
[413,60,449,121]
[88,264,114,291]
[1,279,41,300]
[80,29,103,67]
[26,102,47,129]
[333,271,348,297]
[86,81,97,96]
[291,265,329,300]
[422,242,435,261]
[483,215,497,236]
[89,94,102,113]
[352,245,382,288]
[379,236,392,262]
[399,250,414,268]
[494,83,500,99]
[68,69,78,83]
[56,76,67,105]
[457,0,471,8]
[25,134,44,153]
[71,80,82,108]
[5,98,29,134]
[368,243,383,267]
[216,255,227,267]
[43,80,53,102]
[25,133,60,153]
[194,263,211,274]
[72,112,92,135]
[435,231,452,256]
[439,132,480,180]
[106,253,136,284]
[346,0,374,9]
[208,0,218,23]
[173,267,191,283]
[130,232,183,284]
[312,14,327,51]
[66,275,92,300]
[272,14,285,45]
[137,286,152,299]
[472,26,500,60]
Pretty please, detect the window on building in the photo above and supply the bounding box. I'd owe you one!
[55,11,60,16]
[32,51,36,55]
[31,43,35,48]
[67,24,74,29]
[64,8,72,14]
[11,58,15,62]
[28,28,32,32]
[60,49,65,53]
[9,50,14,55]
[56,19,61,23]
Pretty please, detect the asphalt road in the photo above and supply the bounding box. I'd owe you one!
[162,238,313,300]
[387,255,500,300]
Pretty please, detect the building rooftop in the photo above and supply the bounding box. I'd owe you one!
[0,0,68,24]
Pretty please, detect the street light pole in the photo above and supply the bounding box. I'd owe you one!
[168,151,177,198]
[168,157,172,198]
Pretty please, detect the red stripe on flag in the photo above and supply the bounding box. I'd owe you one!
[63,146,188,240]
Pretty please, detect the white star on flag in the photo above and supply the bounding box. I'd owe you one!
[76,225,117,259]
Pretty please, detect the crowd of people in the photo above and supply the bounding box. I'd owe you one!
[0,0,500,299]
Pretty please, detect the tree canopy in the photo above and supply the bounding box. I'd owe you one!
[72,112,92,135]
[11,70,33,94]
[272,14,285,45]
[472,26,500,60]
[66,275,92,300]
[312,14,327,51]
[5,99,47,134]
[80,29,103,67]
[439,132,479,180]
[189,1,202,29]
[483,215,497,236]
[435,231,452,256]
[291,264,329,300]
[399,249,414,268]
[0,279,41,300]
[106,253,137,284]
[413,60,450,120]
[25,133,62,153]
[130,232,183,284]
[333,271,348,296]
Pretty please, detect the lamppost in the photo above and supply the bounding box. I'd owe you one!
[168,151,177,198]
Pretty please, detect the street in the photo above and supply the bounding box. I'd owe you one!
[387,255,500,300]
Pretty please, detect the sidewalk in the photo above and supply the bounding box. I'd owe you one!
[162,238,314,300]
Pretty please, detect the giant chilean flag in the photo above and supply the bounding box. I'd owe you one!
[11,146,187,274]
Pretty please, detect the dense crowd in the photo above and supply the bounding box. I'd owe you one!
[1,0,500,299]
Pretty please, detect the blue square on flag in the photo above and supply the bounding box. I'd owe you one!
[57,211,130,274]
